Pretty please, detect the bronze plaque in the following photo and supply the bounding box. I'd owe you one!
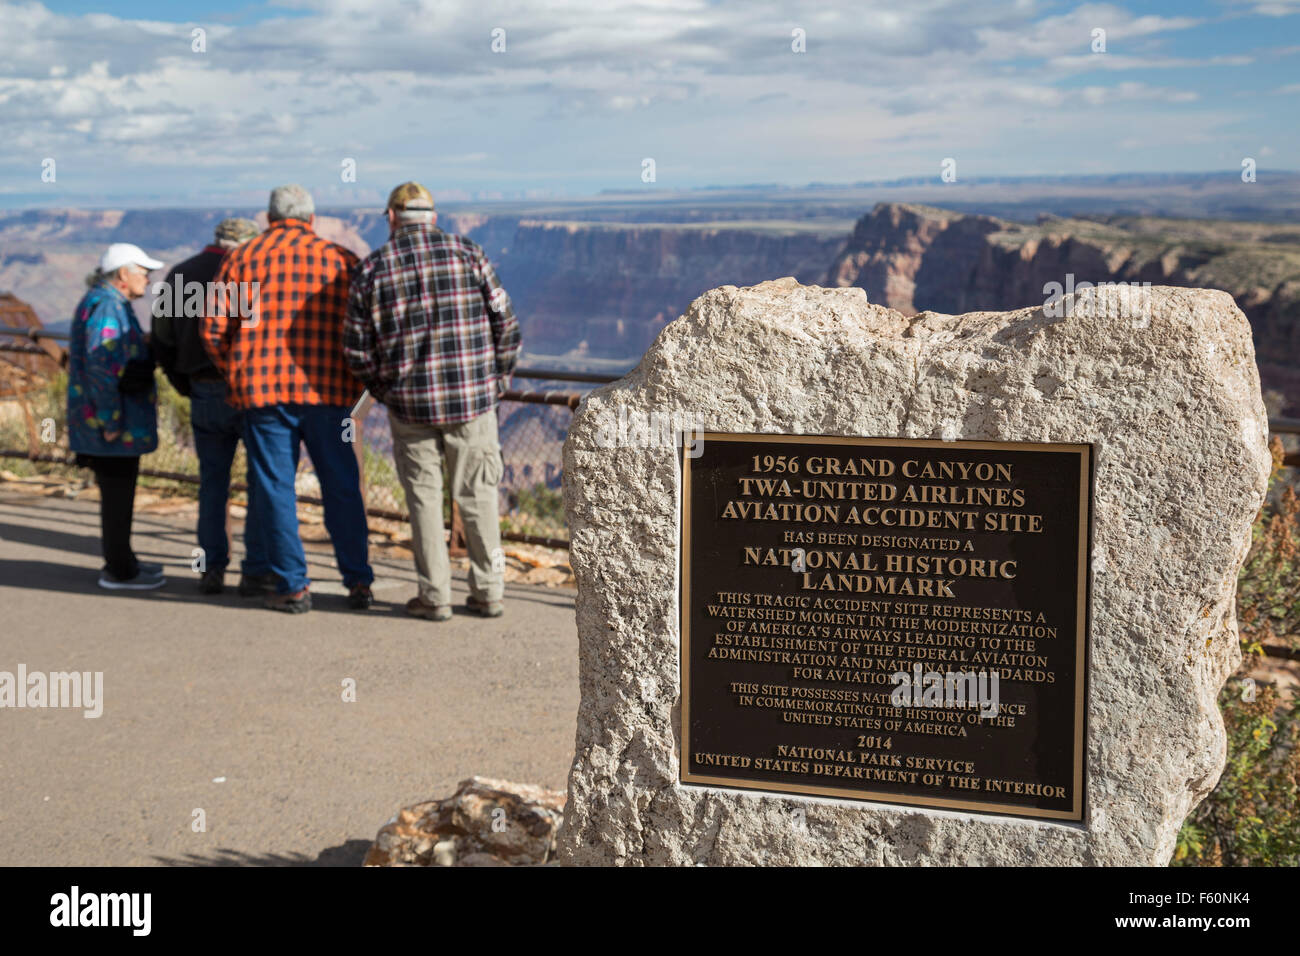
[680,433,1091,821]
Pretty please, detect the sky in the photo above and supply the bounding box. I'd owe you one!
[0,0,1296,207]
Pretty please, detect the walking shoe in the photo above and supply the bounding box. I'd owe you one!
[406,596,452,621]
[466,595,504,618]
[265,588,311,614]
[199,567,225,595]
[137,560,164,577]
[348,584,374,610]
[237,572,278,597]
[98,568,166,591]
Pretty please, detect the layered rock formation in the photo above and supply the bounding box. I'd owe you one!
[0,209,369,331]
[0,293,61,395]
[829,203,1300,408]
[0,209,847,369]
[496,220,847,359]
[6,201,1297,407]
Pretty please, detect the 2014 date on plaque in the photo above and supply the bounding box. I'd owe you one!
[679,433,1092,821]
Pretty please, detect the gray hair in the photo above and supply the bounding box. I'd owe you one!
[395,208,435,227]
[84,265,129,288]
[268,184,315,223]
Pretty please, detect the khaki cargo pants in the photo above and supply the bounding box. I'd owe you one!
[388,409,505,607]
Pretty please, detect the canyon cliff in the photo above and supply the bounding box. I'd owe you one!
[829,203,1300,408]
[494,220,845,359]
[0,209,846,368]
[5,201,1298,406]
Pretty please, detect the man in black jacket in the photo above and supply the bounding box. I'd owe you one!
[152,217,275,596]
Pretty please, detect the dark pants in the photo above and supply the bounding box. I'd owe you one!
[78,454,140,579]
[242,403,373,594]
[190,379,268,575]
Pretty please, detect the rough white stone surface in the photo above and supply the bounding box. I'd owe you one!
[556,277,1269,866]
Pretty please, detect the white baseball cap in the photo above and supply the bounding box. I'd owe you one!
[99,243,163,274]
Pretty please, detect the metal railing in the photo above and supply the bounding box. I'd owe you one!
[9,322,1300,543]
[1,323,623,550]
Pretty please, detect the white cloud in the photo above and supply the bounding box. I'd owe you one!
[1224,0,1300,15]
[1078,82,1199,105]
[0,0,1290,201]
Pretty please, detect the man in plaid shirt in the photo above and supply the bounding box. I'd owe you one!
[344,182,520,620]
[203,184,375,614]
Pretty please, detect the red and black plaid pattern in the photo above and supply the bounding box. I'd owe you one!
[343,223,521,426]
[203,219,362,409]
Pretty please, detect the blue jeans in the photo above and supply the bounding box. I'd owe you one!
[191,379,268,576]
[243,403,373,594]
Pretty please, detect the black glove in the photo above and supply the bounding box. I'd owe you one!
[119,356,157,395]
[163,368,191,397]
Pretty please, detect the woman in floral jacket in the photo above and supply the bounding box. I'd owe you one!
[67,243,166,590]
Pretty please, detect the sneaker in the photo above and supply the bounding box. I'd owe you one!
[137,560,164,577]
[237,572,278,597]
[98,568,166,591]
[466,595,504,618]
[265,588,311,614]
[406,596,452,621]
[348,584,374,610]
[199,567,225,595]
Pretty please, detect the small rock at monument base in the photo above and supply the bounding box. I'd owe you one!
[363,776,566,867]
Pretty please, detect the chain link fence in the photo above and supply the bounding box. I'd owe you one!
[0,324,607,549]
[351,379,586,545]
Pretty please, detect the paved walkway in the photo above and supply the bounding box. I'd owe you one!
[0,485,579,866]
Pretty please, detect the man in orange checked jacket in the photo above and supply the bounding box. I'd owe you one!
[202,184,375,614]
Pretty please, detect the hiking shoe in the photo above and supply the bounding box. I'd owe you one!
[406,596,452,621]
[237,572,278,597]
[265,588,311,614]
[466,595,504,618]
[199,567,225,595]
[348,584,374,610]
[98,568,165,591]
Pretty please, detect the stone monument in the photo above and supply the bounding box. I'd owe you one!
[556,277,1269,866]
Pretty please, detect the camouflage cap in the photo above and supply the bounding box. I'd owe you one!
[214,217,260,243]
[387,181,434,212]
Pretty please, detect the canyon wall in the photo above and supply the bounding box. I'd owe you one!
[829,203,1300,409]
[494,221,845,359]
[0,210,845,368]
[5,201,1298,407]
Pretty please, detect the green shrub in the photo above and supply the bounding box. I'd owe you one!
[1236,440,1300,655]
[503,481,565,537]
[1176,436,1300,866]
[360,442,411,516]
[0,371,77,480]
[1176,680,1300,866]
